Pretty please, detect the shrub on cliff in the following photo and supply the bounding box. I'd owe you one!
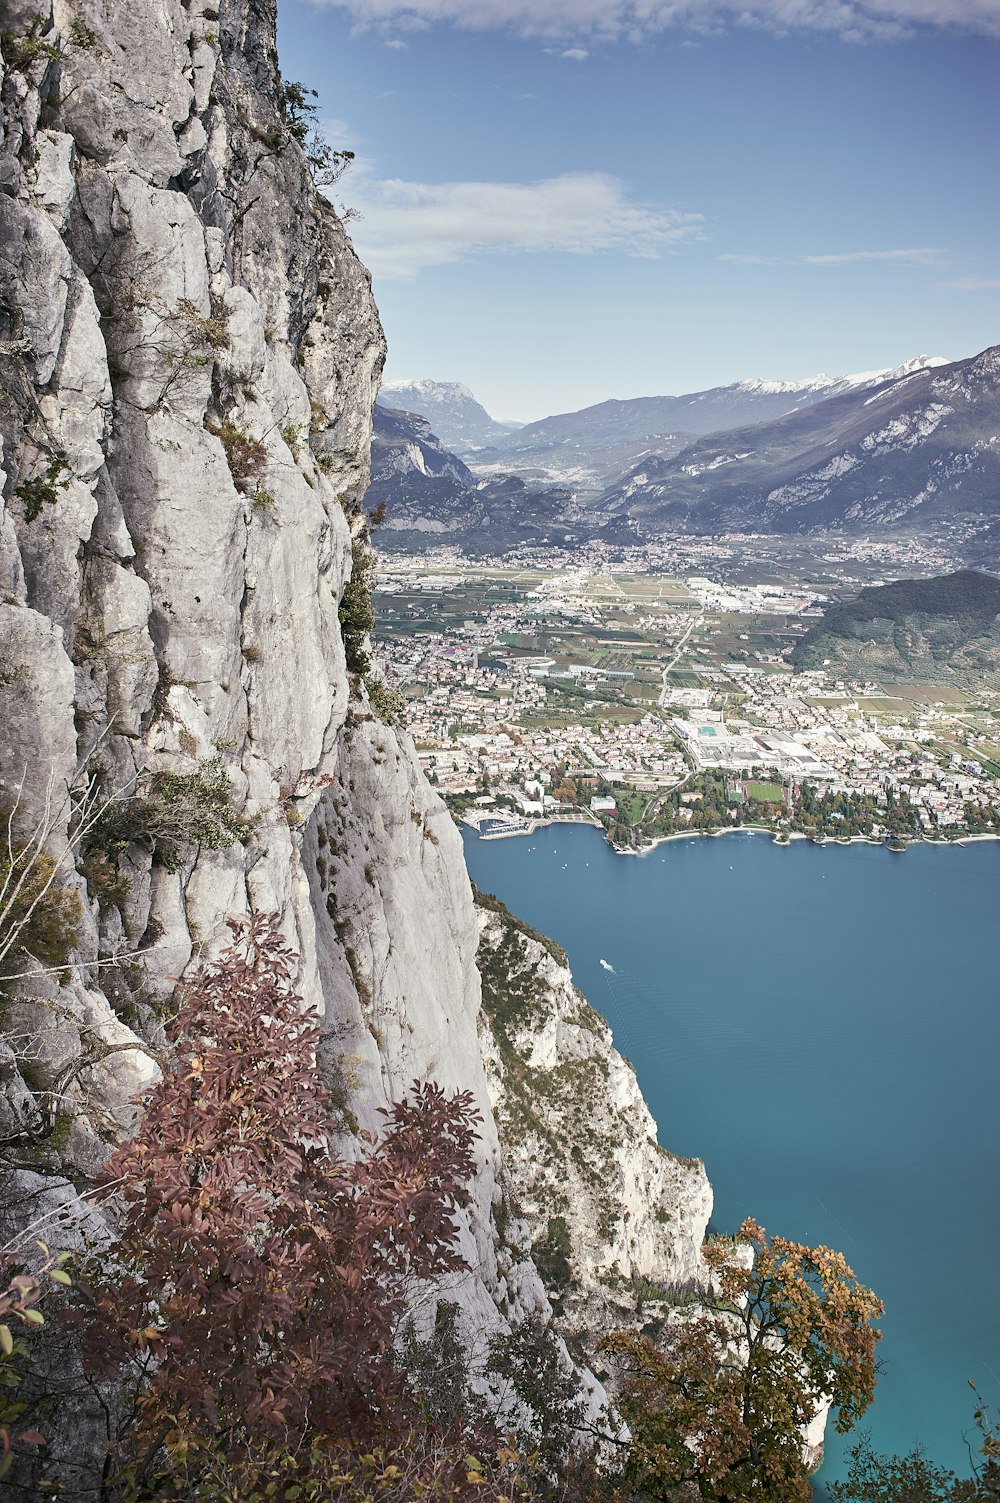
[76,914,528,1499]
[603,1218,883,1502]
[340,535,376,676]
[85,758,252,873]
[0,804,82,990]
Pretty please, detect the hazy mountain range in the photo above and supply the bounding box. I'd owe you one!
[377,379,521,450]
[596,346,1000,534]
[371,405,633,554]
[381,356,949,496]
[367,346,1000,551]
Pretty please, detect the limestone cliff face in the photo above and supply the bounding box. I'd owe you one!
[0,0,538,1332]
[476,897,712,1347]
[0,0,710,1426]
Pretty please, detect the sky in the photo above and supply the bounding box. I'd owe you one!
[278,0,1000,421]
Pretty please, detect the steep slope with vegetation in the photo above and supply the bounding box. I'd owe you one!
[475,891,712,1348]
[791,570,1000,686]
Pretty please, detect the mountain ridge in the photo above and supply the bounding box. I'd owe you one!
[595,345,1000,535]
[445,355,950,497]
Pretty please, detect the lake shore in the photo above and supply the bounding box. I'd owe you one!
[465,808,1000,855]
[614,826,1000,856]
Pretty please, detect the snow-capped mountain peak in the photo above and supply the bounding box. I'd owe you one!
[837,353,949,389]
[376,378,519,452]
[381,378,477,403]
[735,355,948,400]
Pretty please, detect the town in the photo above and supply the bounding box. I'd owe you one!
[373,540,1000,851]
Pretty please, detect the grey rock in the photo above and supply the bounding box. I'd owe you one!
[0,603,76,820]
[0,0,726,1474]
[0,194,71,385]
[0,151,21,197]
[597,346,1000,535]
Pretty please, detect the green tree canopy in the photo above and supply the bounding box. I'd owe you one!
[603,1218,883,1502]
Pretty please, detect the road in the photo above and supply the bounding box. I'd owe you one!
[642,765,698,826]
[658,614,704,708]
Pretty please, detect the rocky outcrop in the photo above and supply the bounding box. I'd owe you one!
[475,894,712,1347]
[0,0,718,1480]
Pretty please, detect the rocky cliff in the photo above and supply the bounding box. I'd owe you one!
[0,0,711,1465]
[476,894,712,1351]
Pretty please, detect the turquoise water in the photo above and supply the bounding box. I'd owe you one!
[462,826,1000,1494]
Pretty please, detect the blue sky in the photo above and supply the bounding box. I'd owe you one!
[279,0,999,420]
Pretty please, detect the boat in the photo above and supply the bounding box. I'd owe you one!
[599,958,615,973]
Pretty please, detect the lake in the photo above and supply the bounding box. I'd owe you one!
[462,825,1000,1494]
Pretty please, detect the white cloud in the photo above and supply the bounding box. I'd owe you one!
[314,0,1000,42]
[720,248,948,268]
[802,247,948,266]
[344,171,703,279]
[320,116,363,151]
[560,45,590,57]
[384,35,408,46]
[943,276,1000,290]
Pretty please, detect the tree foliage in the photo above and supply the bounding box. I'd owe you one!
[603,1218,883,1502]
[829,1396,1000,1503]
[279,80,356,185]
[483,1317,587,1484]
[80,914,486,1490]
[143,1429,529,1502]
[0,1246,71,1477]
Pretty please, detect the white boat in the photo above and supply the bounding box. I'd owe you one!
[599,958,615,973]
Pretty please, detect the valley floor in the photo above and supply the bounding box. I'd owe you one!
[374,539,1000,853]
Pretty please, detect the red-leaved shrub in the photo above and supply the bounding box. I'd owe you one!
[82,914,480,1459]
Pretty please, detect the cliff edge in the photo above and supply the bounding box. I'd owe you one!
[0,0,711,1469]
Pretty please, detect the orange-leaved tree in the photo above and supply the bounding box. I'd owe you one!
[603,1218,883,1503]
[78,913,497,1496]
